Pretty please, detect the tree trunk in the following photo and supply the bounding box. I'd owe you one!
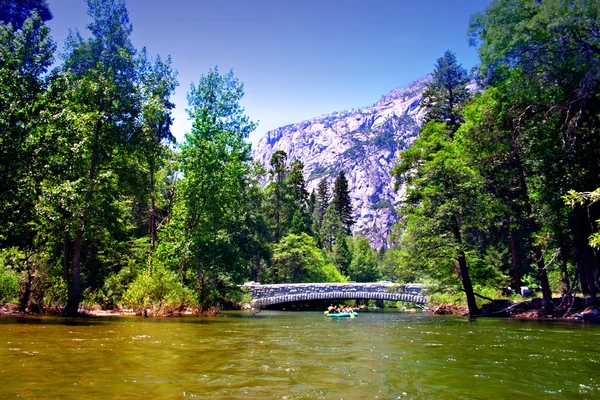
[452,215,479,316]
[150,168,156,251]
[66,233,83,315]
[457,249,479,316]
[250,259,261,282]
[510,232,522,295]
[198,267,207,313]
[149,162,156,272]
[579,260,590,296]
[19,257,32,313]
[532,245,553,312]
[558,236,570,294]
[63,231,70,286]
[66,117,102,316]
[582,247,598,303]
[274,185,281,243]
[510,128,553,310]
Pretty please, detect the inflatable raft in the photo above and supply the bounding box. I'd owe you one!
[325,312,358,318]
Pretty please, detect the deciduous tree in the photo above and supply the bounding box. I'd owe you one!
[180,67,255,310]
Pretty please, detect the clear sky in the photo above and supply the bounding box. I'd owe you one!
[46,0,491,146]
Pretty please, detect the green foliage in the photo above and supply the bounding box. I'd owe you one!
[331,170,354,234]
[180,66,256,308]
[319,204,342,251]
[2,0,599,315]
[311,178,331,244]
[467,0,600,301]
[289,209,310,235]
[264,153,311,242]
[93,266,136,309]
[42,274,67,307]
[267,233,346,283]
[123,264,193,313]
[391,52,484,314]
[347,236,380,282]
[332,231,351,276]
[0,11,55,246]
[421,50,471,133]
[0,248,20,303]
[564,189,600,249]
[0,0,52,29]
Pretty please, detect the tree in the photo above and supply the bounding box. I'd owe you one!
[264,153,311,242]
[239,162,272,283]
[421,50,471,134]
[393,121,485,315]
[288,159,309,210]
[348,237,380,282]
[469,0,600,306]
[331,170,355,234]
[266,150,288,242]
[0,0,52,29]
[286,159,311,235]
[289,209,310,235]
[320,204,342,252]
[332,230,351,276]
[564,189,600,250]
[180,66,255,310]
[392,52,481,315]
[0,12,54,247]
[137,49,178,255]
[458,88,552,303]
[59,0,140,315]
[268,233,345,283]
[312,178,331,243]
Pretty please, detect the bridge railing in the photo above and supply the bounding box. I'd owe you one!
[241,282,428,307]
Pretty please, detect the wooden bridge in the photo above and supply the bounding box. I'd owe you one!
[241,282,428,308]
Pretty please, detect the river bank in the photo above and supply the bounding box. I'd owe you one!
[0,303,219,318]
[430,296,600,323]
[3,298,599,323]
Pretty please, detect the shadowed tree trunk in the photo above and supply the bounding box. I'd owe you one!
[66,117,102,316]
[510,128,553,311]
[452,215,479,316]
[510,231,522,295]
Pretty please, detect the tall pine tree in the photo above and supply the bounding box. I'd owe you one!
[421,50,471,134]
[331,171,354,235]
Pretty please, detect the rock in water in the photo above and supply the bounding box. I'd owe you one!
[253,76,430,248]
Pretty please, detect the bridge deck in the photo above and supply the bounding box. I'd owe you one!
[242,282,428,308]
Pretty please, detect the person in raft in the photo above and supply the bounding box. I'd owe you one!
[327,304,335,314]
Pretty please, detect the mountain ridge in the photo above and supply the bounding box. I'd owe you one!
[253,76,431,248]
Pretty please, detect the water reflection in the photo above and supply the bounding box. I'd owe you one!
[0,311,598,399]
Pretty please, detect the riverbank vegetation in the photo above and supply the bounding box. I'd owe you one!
[1,0,599,318]
[389,0,600,317]
[0,0,378,316]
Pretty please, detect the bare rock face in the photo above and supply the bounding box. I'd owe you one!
[252,76,429,249]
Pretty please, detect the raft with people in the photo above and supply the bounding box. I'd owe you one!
[325,312,358,318]
[324,305,357,318]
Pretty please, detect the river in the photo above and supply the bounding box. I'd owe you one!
[0,311,598,399]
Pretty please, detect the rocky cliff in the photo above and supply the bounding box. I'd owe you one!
[252,76,430,249]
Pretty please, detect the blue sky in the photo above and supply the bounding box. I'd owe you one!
[46,0,490,146]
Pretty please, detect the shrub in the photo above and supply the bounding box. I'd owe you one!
[0,267,18,304]
[0,248,21,304]
[123,265,194,314]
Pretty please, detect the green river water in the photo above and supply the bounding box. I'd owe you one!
[0,311,599,399]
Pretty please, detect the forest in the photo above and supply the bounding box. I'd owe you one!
[0,0,599,318]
